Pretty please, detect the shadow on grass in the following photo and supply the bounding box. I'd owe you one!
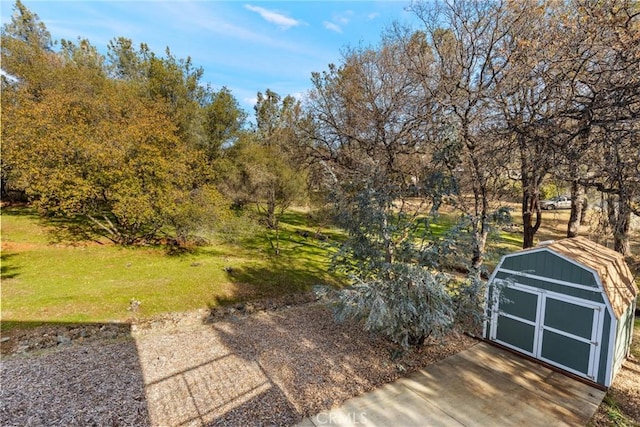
[0,205,40,218]
[1,252,20,280]
[219,263,328,304]
[279,210,315,228]
[0,320,150,426]
[1,205,103,245]
[43,214,103,245]
[220,242,343,301]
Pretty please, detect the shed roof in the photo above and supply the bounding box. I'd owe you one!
[538,237,637,318]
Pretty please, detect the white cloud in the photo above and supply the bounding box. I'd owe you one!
[323,10,356,34]
[368,12,380,20]
[323,21,342,34]
[157,2,306,54]
[244,5,301,30]
[334,11,354,25]
[244,95,258,108]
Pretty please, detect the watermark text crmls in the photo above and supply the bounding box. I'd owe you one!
[314,411,368,425]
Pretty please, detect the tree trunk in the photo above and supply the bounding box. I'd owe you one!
[468,146,489,272]
[382,214,394,264]
[0,175,7,201]
[613,193,631,256]
[266,198,277,229]
[580,197,588,224]
[522,205,538,247]
[567,180,585,238]
[471,228,487,270]
[519,134,543,248]
[521,181,543,248]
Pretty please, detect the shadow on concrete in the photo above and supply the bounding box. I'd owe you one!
[303,342,606,427]
[0,321,150,426]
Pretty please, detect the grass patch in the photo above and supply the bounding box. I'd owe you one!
[3,202,635,329]
[1,206,342,327]
[601,394,628,426]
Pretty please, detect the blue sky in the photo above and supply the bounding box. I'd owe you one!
[1,1,418,111]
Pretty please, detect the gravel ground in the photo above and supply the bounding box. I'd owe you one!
[1,340,149,426]
[3,300,637,427]
[1,301,476,427]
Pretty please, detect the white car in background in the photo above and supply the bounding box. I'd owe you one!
[541,196,572,210]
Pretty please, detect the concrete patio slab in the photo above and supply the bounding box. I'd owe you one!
[299,342,606,427]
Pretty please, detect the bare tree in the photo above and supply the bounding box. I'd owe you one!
[306,39,435,272]
[409,0,522,265]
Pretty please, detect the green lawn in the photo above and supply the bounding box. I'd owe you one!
[1,206,342,327]
[4,203,634,329]
[0,205,526,327]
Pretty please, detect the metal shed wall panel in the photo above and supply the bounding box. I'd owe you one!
[597,313,611,385]
[540,330,591,374]
[495,315,536,353]
[501,286,538,321]
[614,306,634,375]
[501,251,597,287]
[494,271,605,304]
[544,298,594,339]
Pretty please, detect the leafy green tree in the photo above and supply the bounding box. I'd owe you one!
[241,89,310,253]
[5,67,201,243]
[60,38,104,72]
[106,38,210,149]
[203,86,247,161]
[2,2,233,245]
[106,37,145,80]
[2,0,55,198]
[1,0,53,79]
[254,89,309,162]
[144,48,207,146]
[166,184,232,247]
[222,134,307,254]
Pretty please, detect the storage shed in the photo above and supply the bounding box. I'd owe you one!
[484,237,637,387]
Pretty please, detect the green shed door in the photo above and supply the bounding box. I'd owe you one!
[489,283,605,383]
[490,286,542,357]
[538,295,603,381]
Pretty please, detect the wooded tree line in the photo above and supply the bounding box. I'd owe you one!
[2,0,637,258]
[1,1,307,247]
[305,0,638,346]
[305,0,639,264]
[1,0,638,347]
